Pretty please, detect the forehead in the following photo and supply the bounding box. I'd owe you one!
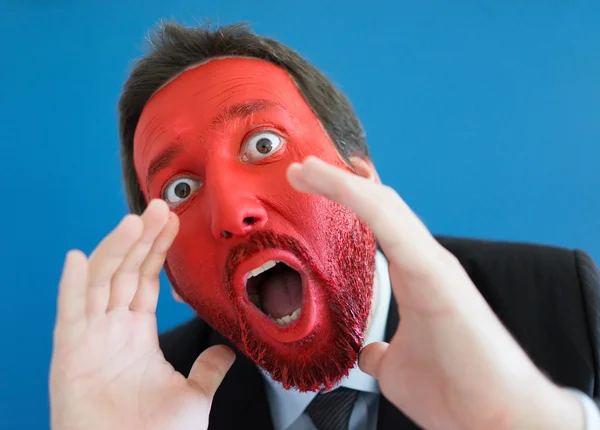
[135,57,310,142]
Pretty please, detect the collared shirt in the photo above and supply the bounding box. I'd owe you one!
[259,251,392,430]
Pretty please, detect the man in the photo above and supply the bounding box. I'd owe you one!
[50,22,600,429]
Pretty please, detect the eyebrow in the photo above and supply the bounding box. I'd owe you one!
[145,99,280,188]
[146,143,186,188]
[211,99,279,129]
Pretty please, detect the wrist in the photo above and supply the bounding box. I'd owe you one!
[509,380,585,430]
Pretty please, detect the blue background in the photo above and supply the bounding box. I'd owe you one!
[1,1,598,428]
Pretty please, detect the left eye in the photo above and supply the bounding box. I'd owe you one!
[162,176,202,208]
[241,131,284,162]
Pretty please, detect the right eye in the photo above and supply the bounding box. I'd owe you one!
[162,177,202,207]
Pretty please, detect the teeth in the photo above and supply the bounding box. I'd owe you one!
[268,308,301,326]
[246,260,278,279]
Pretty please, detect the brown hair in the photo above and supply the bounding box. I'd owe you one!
[118,21,368,214]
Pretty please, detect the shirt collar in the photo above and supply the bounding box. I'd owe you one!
[259,251,392,430]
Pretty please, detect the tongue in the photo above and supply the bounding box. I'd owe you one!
[261,269,303,319]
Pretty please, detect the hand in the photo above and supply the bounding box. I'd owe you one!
[287,157,584,430]
[50,199,235,430]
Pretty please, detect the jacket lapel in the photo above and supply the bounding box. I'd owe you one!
[207,330,274,430]
[376,293,422,430]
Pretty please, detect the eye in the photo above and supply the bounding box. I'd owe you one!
[162,177,202,207]
[241,131,284,162]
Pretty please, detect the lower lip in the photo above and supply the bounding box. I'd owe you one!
[233,249,318,344]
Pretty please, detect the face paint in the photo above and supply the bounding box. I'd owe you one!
[134,57,376,392]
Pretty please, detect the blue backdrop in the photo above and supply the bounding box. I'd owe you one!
[1,1,598,428]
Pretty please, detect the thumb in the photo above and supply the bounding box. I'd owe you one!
[188,345,236,398]
[358,341,389,379]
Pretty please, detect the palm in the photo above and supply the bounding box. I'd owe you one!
[380,306,509,430]
[50,200,233,430]
[366,226,570,430]
[368,256,546,430]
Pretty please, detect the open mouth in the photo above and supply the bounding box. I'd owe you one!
[245,260,304,327]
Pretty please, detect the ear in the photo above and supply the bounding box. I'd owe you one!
[349,156,381,184]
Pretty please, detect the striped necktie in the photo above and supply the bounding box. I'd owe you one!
[305,387,359,430]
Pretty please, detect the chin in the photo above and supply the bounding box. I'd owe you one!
[220,220,376,392]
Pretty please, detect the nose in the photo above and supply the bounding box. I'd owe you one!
[207,187,268,240]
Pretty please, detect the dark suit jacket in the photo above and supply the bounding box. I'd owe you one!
[159,236,600,429]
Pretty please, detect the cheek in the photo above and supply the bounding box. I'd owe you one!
[276,191,356,262]
[166,219,234,315]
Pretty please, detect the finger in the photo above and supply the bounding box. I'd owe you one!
[129,211,179,313]
[56,250,89,326]
[172,288,184,303]
[287,157,441,274]
[358,341,389,379]
[86,215,143,316]
[107,200,170,310]
[187,345,236,399]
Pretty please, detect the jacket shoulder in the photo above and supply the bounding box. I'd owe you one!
[436,235,600,394]
[436,236,591,292]
[435,235,594,312]
[438,235,578,264]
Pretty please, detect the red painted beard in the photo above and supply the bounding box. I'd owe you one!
[172,208,376,392]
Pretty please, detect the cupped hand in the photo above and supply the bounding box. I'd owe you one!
[50,199,235,430]
[287,157,583,430]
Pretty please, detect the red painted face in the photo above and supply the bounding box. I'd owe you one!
[134,57,376,391]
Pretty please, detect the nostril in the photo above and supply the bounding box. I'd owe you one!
[243,217,256,225]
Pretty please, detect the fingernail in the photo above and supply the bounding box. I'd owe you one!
[64,249,75,265]
[148,198,163,209]
[121,214,135,225]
